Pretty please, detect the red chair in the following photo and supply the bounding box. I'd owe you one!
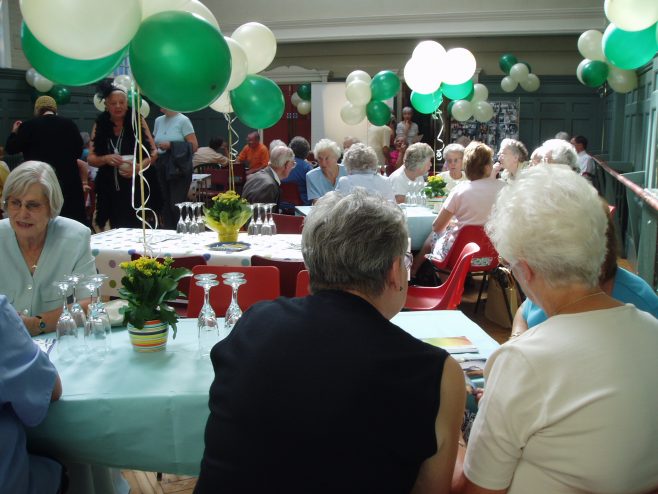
[251,255,306,298]
[295,270,311,297]
[280,182,303,206]
[405,243,480,310]
[231,163,246,192]
[271,213,304,234]
[187,265,280,317]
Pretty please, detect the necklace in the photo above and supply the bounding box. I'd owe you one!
[553,290,605,315]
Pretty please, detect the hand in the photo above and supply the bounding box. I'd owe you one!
[82,183,92,192]
[106,154,124,167]
[12,120,22,133]
[157,141,171,151]
[117,164,134,178]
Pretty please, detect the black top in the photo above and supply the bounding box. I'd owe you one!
[195,290,448,494]
[5,115,86,224]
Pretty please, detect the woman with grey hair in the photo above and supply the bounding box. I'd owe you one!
[540,138,579,171]
[456,165,658,493]
[306,138,346,203]
[0,161,96,334]
[195,189,465,494]
[439,143,467,193]
[335,143,395,202]
[497,138,529,182]
[389,142,433,203]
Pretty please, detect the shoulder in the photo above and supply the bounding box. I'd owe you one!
[49,216,91,240]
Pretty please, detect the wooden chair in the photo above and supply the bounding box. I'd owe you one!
[295,270,311,297]
[405,243,480,311]
[251,255,306,298]
[194,163,222,173]
[271,213,304,234]
[187,265,280,317]
[197,168,230,204]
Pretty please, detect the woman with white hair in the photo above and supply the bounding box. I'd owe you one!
[540,138,579,172]
[306,138,347,203]
[389,142,433,203]
[439,143,467,193]
[335,143,395,202]
[455,165,658,493]
[196,189,465,494]
[0,161,96,334]
[497,138,529,182]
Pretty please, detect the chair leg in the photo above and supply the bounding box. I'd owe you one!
[500,281,514,325]
[474,272,488,314]
[156,472,163,481]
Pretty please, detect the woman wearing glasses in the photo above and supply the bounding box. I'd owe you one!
[0,161,96,335]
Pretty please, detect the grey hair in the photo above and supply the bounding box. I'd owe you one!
[342,136,361,149]
[2,161,63,218]
[313,138,342,160]
[443,143,465,158]
[542,139,579,172]
[269,146,294,169]
[342,143,379,174]
[289,136,310,159]
[302,188,408,297]
[555,131,570,141]
[269,139,286,153]
[530,146,545,165]
[404,143,433,171]
[402,106,413,114]
[499,138,529,162]
[485,165,606,288]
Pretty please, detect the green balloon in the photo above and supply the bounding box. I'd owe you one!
[603,22,658,70]
[581,61,609,88]
[441,80,474,101]
[370,70,401,101]
[297,83,311,101]
[49,85,70,105]
[230,75,285,129]
[127,89,142,108]
[447,100,455,116]
[499,53,518,74]
[21,23,126,86]
[366,100,391,126]
[129,11,231,112]
[410,89,443,114]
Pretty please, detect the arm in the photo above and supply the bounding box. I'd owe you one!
[51,374,62,402]
[77,159,91,193]
[21,297,92,336]
[87,124,120,168]
[432,208,454,233]
[510,305,528,339]
[185,132,199,153]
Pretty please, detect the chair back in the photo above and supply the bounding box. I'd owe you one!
[433,225,499,273]
[209,168,230,190]
[129,254,206,299]
[231,163,247,192]
[187,265,280,317]
[194,163,222,173]
[295,270,311,297]
[271,213,304,234]
[280,182,303,206]
[251,255,305,298]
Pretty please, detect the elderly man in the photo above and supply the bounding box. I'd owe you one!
[571,135,596,180]
[237,131,270,175]
[241,145,295,210]
[540,138,579,172]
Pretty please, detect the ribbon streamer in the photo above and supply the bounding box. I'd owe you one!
[432,108,446,174]
[224,112,241,191]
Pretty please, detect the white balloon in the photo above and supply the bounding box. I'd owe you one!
[210,91,233,113]
[451,100,473,122]
[520,73,540,92]
[509,63,530,83]
[33,74,53,93]
[224,37,249,91]
[604,0,658,32]
[345,80,372,106]
[473,101,494,122]
[186,0,219,29]
[412,40,447,63]
[500,76,518,92]
[606,66,638,93]
[297,100,311,115]
[340,101,366,125]
[291,92,302,106]
[576,59,590,85]
[346,70,371,86]
[93,93,105,112]
[442,48,476,85]
[25,67,37,87]
[21,0,141,60]
[114,74,133,89]
[471,83,489,102]
[403,57,442,95]
[140,99,150,118]
[140,0,187,20]
[577,30,606,62]
[231,22,277,74]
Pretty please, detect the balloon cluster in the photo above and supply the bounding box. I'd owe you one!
[575,1,657,94]
[447,84,494,123]
[341,70,401,126]
[290,84,312,115]
[24,67,71,105]
[499,54,540,93]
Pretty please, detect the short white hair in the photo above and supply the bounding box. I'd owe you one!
[269,139,286,153]
[313,139,342,160]
[2,160,63,218]
[443,143,465,159]
[542,139,579,172]
[342,143,378,173]
[404,143,433,171]
[269,146,294,169]
[486,165,606,288]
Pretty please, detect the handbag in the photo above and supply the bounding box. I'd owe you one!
[484,267,520,328]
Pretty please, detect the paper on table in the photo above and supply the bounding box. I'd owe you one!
[422,335,478,354]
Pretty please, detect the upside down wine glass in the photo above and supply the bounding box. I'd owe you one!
[196,274,220,358]
[88,274,112,348]
[83,277,109,356]
[66,273,87,336]
[223,273,246,336]
[54,279,80,361]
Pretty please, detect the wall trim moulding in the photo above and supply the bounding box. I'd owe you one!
[262,65,331,83]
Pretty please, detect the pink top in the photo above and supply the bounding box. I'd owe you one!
[442,178,505,227]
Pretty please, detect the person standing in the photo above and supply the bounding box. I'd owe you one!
[368,123,392,172]
[5,96,87,224]
[571,135,596,180]
[153,108,198,229]
[237,131,269,175]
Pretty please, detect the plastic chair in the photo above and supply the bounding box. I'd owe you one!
[271,213,304,234]
[187,265,280,317]
[251,255,306,298]
[405,243,480,311]
[295,270,311,297]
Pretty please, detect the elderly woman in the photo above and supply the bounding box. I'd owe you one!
[195,189,465,494]
[456,165,658,494]
[389,142,433,203]
[335,143,395,202]
[87,80,160,230]
[439,143,467,193]
[497,138,529,182]
[540,138,579,171]
[241,145,296,208]
[306,138,347,203]
[0,161,96,335]
[396,106,421,145]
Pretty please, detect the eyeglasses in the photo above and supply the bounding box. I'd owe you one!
[5,198,46,213]
[403,252,413,271]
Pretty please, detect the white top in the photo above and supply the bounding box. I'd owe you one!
[367,125,392,165]
[442,178,505,226]
[396,121,420,145]
[335,173,396,202]
[465,305,658,493]
[388,166,423,198]
[438,171,468,193]
[576,150,596,176]
[153,113,195,146]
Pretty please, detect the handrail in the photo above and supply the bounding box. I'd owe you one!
[594,158,658,213]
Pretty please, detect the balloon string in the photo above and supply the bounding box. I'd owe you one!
[224,112,240,192]
[433,108,445,174]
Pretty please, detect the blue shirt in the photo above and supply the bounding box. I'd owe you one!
[523,267,658,328]
[281,158,313,205]
[306,164,347,202]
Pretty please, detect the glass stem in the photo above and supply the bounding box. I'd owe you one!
[203,286,211,310]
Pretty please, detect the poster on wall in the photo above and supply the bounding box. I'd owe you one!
[449,100,520,152]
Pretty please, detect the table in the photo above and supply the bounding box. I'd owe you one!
[295,205,437,250]
[91,229,303,297]
[27,311,498,478]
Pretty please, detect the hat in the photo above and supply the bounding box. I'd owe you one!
[34,95,57,114]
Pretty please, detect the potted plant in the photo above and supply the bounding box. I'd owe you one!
[118,256,191,352]
[424,175,448,212]
[204,190,252,242]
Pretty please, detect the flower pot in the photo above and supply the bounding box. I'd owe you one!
[204,216,244,242]
[127,320,169,352]
[216,225,239,243]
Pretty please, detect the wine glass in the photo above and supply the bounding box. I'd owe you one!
[175,203,186,234]
[223,274,246,335]
[84,307,109,358]
[260,204,272,236]
[66,273,87,335]
[247,204,260,236]
[266,203,277,236]
[196,277,220,357]
[53,280,80,361]
[195,203,205,233]
[88,274,112,348]
[183,202,194,233]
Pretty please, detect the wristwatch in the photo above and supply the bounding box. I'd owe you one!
[35,315,46,333]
